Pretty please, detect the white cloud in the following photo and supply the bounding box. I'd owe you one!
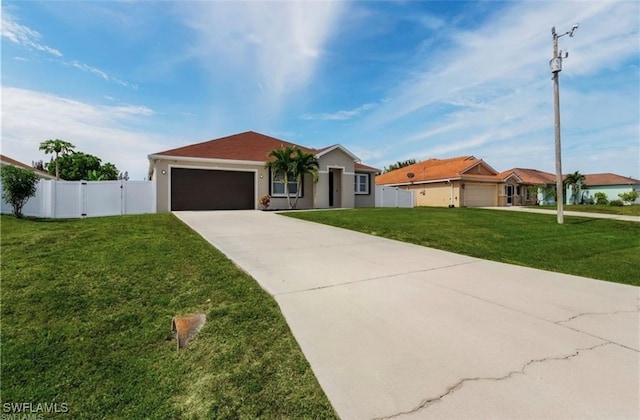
[1,10,62,57]
[1,87,166,180]
[63,60,139,90]
[301,103,377,121]
[2,7,138,89]
[364,1,638,126]
[176,1,346,113]
[355,0,639,177]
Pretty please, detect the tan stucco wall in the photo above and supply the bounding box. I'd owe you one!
[316,149,357,209]
[401,182,460,207]
[354,172,375,207]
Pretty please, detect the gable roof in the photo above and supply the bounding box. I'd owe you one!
[375,155,498,185]
[0,154,55,179]
[498,168,555,185]
[150,131,316,162]
[315,144,360,161]
[582,173,640,186]
[355,162,379,173]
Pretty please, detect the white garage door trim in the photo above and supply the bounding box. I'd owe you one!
[168,164,258,211]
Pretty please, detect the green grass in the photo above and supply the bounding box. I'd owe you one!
[1,214,336,419]
[285,208,640,286]
[531,204,640,216]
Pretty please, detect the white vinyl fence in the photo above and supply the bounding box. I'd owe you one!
[1,179,155,218]
[375,185,414,208]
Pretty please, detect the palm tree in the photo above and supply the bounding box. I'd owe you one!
[39,139,75,180]
[564,171,586,204]
[266,146,296,209]
[290,148,319,209]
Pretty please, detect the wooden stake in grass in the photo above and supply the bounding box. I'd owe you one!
[171,314,206,350]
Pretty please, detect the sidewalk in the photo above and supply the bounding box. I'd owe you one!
[174,210,639,419]
[481,206,640,222]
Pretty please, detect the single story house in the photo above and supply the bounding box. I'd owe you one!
[579,173,640,204]
[497,168,556,206]
[374,156,503,207]
[0,154,56,179]
[148,131,379,211]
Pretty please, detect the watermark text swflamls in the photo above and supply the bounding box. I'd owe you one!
[2,402,68,419]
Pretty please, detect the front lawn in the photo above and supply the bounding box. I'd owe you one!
[0,214,336,418]
[531,204,640,216]
[285,208,640,286]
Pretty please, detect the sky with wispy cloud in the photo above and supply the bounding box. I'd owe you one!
[2,1,638,180]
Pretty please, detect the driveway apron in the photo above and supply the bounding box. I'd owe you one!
[174,210,639,420]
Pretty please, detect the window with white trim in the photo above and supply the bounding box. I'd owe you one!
[354,173,369,195]
[271,171,298,197]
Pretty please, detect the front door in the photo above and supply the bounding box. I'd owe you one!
[329,172,334,207]
[506,185,514,206]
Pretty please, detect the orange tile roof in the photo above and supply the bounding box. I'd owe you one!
[0,154,54,179]
[152,131,318,162]
[375,155,496,185]
[499,168,556,185]
[582,173,640,186]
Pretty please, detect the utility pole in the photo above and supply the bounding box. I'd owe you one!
[550,23,578,224]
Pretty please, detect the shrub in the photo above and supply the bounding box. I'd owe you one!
[608,199,624,207]
[618,191,639,205]
[258,194,271,210]
[0,165,40,218]
[593,192,609,205]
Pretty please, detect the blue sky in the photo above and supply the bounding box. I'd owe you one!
[2,0,638,180]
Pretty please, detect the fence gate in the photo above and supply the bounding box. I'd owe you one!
[1,180,155,218]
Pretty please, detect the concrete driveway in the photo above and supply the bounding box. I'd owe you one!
[174,210,639,419]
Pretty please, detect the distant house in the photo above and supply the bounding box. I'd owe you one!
[375,156,503,207]
[498,168,556,206]
[580,173,640,204]
[147,131,379,211]
[0,154,56,180]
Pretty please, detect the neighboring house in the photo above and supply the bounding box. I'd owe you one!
[497,168,556,206]
[579,173,640,204]
[375,156,502,207]
[0,154,56,179]
[147,131,379,211]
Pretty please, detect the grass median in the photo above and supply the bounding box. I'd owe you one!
[0,213,336,419]
[285,207,640,286]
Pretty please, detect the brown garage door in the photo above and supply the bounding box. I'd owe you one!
[171,168,254,210]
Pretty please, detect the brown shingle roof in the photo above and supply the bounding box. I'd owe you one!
[582,173,640,186]
[0,154,55,179]
[499,168,555,185]
[152,131,317,162]
[375,155,497,185]
[355,162,379,172]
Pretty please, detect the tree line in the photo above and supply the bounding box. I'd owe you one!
[37,139,124,181]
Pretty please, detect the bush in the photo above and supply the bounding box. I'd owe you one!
[258,194,271,210]
[618,191,639,204]
[593,192,609,205]
[0,165,39,218]
[608,199,624,207]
